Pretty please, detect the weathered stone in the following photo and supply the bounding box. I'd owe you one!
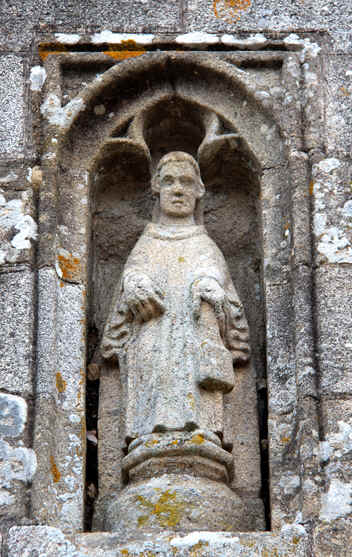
[0,393,27,438]
[0,55,24,156]
[184,1,352,34]
[32,268,86,533]
[8,526,82,557]
[0,438,36,520]
[0,269,34,395]
[312,158,352,266]
[7,526,309,556]
[98,151,262,535]
[315,266,352,396]
[0,187,37,266]
[324,55,352,157]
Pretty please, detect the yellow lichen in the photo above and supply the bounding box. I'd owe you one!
[178,256,185,263]
[281,436,290,444]
[340,86,350,97]
[145,439,159,447]
[213,0,251,22]
[190,541,209,557]
[56,372,67,393]
[50,455,61,483]
[191,433,204,445]
[187,392,195,410]
[137,490,187,528]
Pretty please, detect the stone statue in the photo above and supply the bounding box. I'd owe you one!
[100,152,253,536]
[101,151,250,443]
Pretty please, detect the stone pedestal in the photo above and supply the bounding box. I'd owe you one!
[104,430,252,540]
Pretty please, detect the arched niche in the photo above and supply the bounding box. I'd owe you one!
[33,52,298,534]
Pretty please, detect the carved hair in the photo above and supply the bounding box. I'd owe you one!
[151,151,205,195]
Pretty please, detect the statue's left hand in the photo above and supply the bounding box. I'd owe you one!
[192,276,226,337]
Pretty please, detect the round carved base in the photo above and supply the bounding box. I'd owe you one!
[104,474,247,541]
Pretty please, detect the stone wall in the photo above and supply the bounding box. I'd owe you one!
[0,1,351,556]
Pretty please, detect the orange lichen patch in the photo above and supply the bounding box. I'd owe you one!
[191,433,204,445]
[171,439,179,445]
[145,439,159,447]
[38,43,68,61]
[309,180,314,195]
[340,86,350,97]
[59,281,64,288]
[57,253,80,281]
[190,541,209,557]
[56,372,67,393]
[103,50,145,61]
[281,436,290,444]
[50,455,61,483]
[213,0,251,22]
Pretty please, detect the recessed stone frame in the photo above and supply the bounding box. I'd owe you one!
[31,40,323,540]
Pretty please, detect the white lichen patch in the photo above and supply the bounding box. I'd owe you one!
[323,421,352,460]
[283,33,321,61]
[221,33,268,49]
[91,31,154,45]
[29,66,47,92]
[316,157,341,173]
[0,171,17,183]
[54,33,80,45]
[40,93,85,129]
[279,472,300,495]
[312,158,352,264]
[320,478,352,521]
[0,189,37,264]
[0,393,27,438]
[175,32,219,46]
[317,227,352,263]
[0,439,37,503]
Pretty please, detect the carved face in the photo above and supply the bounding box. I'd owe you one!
[158,161,202,218]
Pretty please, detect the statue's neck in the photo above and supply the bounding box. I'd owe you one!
[158,214,196,226]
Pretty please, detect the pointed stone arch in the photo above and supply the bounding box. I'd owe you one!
[32,50,317,536]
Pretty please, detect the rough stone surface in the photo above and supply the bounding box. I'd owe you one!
[323,55,352,157]
[0,438,36,520]
[0,393,27,438]
[184,0,352,34]
[0,269,34,395]
[0,55,24,156]
[0,0,351,553]
[31,268,86,533]
[98,152,262,535]
[7,526,309,556]
[0,187,37,266]
[315,266,352,396]
[312,158,352,266]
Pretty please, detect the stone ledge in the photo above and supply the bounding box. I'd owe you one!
[7,526,309,556]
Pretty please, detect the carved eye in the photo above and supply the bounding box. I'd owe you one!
[161,175,173,187]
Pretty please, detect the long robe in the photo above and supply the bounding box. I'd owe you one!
[101,223,249,443]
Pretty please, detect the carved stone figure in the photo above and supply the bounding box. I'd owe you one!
[101,151,250,441]
[100,152,256,537]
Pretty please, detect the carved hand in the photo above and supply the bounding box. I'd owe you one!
[124,273,165,322]
[192,276,226,337]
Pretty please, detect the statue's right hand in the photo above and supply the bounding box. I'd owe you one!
[123,273,165,322]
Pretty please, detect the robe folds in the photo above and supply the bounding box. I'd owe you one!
[101,223,249,443]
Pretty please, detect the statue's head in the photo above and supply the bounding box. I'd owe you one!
[152,152,205,220]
